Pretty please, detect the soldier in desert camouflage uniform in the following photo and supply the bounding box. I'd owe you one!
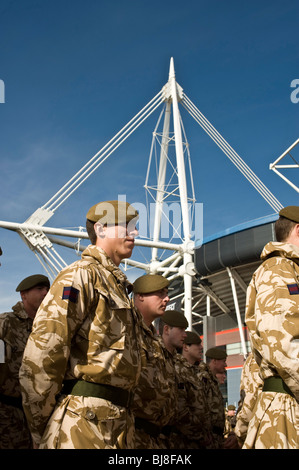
[0,275,50,448]
[224,405,236,438]
[171,331,213,449]
[19,200,142,449]
[234,352,263,447]
[131,274,177,449]
[244,206,299,449]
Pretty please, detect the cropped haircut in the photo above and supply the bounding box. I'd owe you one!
[275,216,296,242]
[86,219,97,244]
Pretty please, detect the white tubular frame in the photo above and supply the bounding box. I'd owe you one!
[269,138,299,193]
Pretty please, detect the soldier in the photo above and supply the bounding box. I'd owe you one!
[244,206,299,449]
[197,347,227,448]
[198,347,239,448]
[224,405,236,438]
[158,310,188,448]
[0,274,50,448]
[234,352,263,447]
[159,309,188,355]
[172,330,213,448]
[19,200,142,449]
[131,274,177,449]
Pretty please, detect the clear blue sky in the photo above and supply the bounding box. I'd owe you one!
[0,0,298,311]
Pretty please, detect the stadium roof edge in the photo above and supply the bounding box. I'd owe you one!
[196,213,279,247]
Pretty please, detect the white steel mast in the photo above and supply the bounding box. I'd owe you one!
[168,58,194,326]
[0,57,285,334]
[147,58,196,327]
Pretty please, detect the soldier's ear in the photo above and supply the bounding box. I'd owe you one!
[135,293,144,302]
[164,324,172,336]
[20,290,26,302]
[94,222,105,239]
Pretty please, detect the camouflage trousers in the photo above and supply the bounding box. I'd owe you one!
[39,395,135,449]
[134,427,169,449]
[168,431,209,449]
[243,392,299,449]
[0,403,32,449]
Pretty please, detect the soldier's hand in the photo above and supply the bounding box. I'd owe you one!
[223,432,240,449]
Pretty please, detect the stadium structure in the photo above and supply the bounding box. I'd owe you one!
[0,58,298,405]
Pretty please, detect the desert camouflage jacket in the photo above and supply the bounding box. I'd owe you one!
[0,302,33,397]
[245,242,299,401]
[234,352,263,445]
[132,318,177,428]
[19,245,142,443]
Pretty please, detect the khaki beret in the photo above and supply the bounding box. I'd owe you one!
[162,309,188,328]
[16,274,50,292]
[86,200,138,225]
[206,347,227,360]
[184,331,202,345]
[227,405,236,411]
[279,206,299,224]
[133,274,169,294]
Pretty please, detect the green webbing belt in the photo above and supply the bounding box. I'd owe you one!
[0,393,23,410]
[263,376,295,398]
[135,417,177,438]
[135,417,161,437]
[61,380,132,408]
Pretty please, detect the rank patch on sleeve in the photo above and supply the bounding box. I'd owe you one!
[63,286,79,303]
[287,284,299,295]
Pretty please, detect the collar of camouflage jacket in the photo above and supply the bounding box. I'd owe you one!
[261,242,299,263]
[82,244,133,290]
[12,301,33,321]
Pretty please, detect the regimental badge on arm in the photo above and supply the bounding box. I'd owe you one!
[287,284,299,295]
[63,286,79,303]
